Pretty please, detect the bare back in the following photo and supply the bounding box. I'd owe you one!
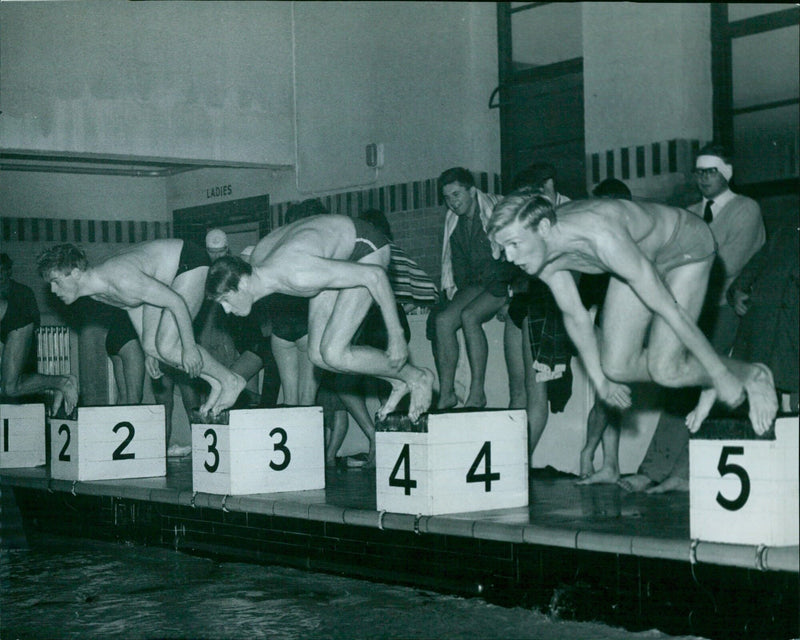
[540,199,690,278]
[249,215,361,297]
[89,239,186,308]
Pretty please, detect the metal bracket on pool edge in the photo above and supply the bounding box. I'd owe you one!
[221,495,230,513]
[689,538,699,565]
[191,492,198,509]
[755,544,768,572]
[413,514,422,535]
[70,481,77,497]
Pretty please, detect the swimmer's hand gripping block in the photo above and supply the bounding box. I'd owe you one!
[690,415,798,547]
[375,409,529,516]
[49,405,166,481]
[191,406,325,496]
[0,403,46,469]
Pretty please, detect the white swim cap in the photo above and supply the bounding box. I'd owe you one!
[205,228,228,251]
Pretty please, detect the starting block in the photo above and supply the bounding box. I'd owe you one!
[0,403,46,468]
[375,409,528,516]
[191,406,325,495]
[690,415,799,547]
[49,405,166,481]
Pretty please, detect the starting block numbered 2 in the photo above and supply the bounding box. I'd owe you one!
[375,409,529,515]
[49,405,166,481]
[191,406,325,495]
[690,415,799,547]
[0,403,46,468]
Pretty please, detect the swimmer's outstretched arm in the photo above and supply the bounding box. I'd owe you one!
[543,270,631,409]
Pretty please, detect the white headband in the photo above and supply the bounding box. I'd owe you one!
[696,155,733,182]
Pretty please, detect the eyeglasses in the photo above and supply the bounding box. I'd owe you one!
[693,167,720,179]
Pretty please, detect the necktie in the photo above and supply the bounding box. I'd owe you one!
[703,200,714,224]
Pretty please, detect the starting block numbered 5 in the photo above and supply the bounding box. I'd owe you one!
[49,405,166,481]
[376,409,529,515]
[0,403,46,468]
[690,415,799,547]
[191,406,325,495]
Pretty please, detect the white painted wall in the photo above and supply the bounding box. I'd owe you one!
[1,171,167,221]
[582,2,712,153]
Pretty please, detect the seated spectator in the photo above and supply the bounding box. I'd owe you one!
[428,167,509,409]
[1,253,79,415]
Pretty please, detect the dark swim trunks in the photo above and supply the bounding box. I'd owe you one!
[263,294,310,343]
[176,240,211,277]
[652,208,716,277]
[350,218,390,261]
[105,312,139,356]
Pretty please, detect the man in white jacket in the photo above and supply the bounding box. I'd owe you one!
[429,167,508,409]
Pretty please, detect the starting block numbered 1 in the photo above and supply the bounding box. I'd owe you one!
[191,406,325,495]
[0,403,46,468]
[49,405,166,481]
[375,409,529,515]
[690,415,799,547]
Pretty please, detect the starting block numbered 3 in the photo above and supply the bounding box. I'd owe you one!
[49,405,166,481]
[690,415,799,547]
[375,409,529,516]
[191,406,325,495]
[0,403,46,468]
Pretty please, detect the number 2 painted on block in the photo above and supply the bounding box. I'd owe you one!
[58,424,71,462]
[112,421,136,460]
[716,445,751,511]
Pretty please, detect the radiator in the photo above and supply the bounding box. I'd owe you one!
[36,326,71,376]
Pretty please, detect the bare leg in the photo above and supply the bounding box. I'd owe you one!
[308,287,434,422]
[522,317,548,461]
[325,410,349,466]
[271,334,300,404]
[461,290,507,407]
[504,317,527,409]
[432,286,483,409]
[577,402,621,485]
[118,339,145,404]
[337,383,376,467]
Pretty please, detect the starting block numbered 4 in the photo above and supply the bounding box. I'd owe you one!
[690,415,799,547]
[375,409,529,515]
[191,406,325,495]
[49,405,166,481]
[0,403,46,468]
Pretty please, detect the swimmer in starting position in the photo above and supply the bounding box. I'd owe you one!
[487,194,777,437]
[205,214,434,422]
[37,241,245,416]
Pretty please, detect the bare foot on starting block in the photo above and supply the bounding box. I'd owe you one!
[210,371,247,416]
[50,389,65,416]
[60,374,79,414]
[686,387,717,433]
[436,389,459,410]
[377,379,410,421]
[617,474,653,492]
[576,466,620,485]
[407,367,434,422]
[463,391,487,409]
[199,378,222,416]
[645,475,689,493]
[744,363,777,436]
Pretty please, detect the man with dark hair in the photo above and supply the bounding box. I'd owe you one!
[37,241,245,416]
[206,214,434,422]
[487,194,777,437]
[1,253,79,414]
[429,166,506,409]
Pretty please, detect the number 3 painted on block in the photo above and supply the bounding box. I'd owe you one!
[716,445,751,511]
